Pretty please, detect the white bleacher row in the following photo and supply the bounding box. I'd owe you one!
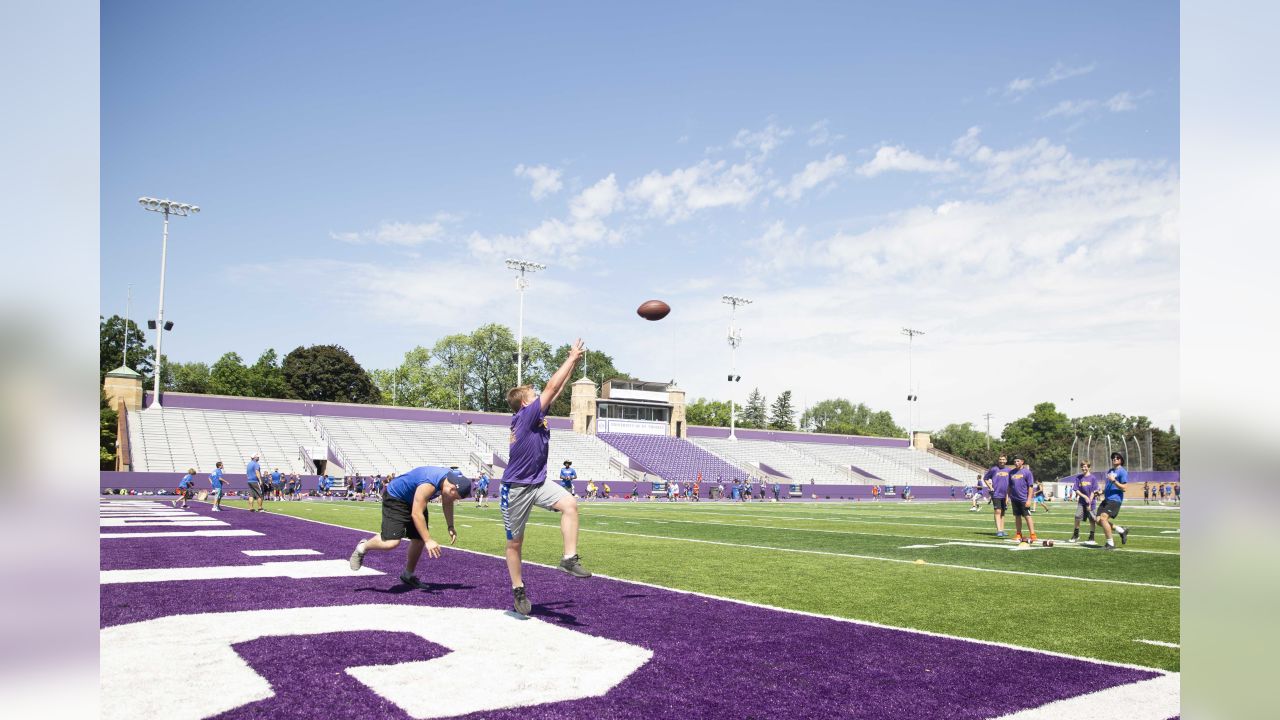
[314,416,485,477]
[781,443,959,487]
[127,407,314,474]
[467,423,624,483]
[879,447,978,483]
[693,437,851,484]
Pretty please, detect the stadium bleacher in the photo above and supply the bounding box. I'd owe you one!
[598,433,753,485]
[313,415,486,476]
[467,422,631,483]
[127,407,315,474]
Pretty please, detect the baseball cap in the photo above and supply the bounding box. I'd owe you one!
[446,470,472,499]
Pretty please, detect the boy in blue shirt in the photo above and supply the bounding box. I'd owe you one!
[173,468,196,508]
[245,453,265,513]
[1099,452,1131,550]
[559,461,577,495]
[208,462,226,511]
[476,471,491,508]
[349,466,471,587]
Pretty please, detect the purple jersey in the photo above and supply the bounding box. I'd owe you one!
[504,397,550,486]
[1073,473,1099,504]
[1007,467,1034,502]
[983,465,1011,498]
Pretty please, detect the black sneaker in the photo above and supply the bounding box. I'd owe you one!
[1102,544,1115,551]
[399,571,428,589]
[1118,527,1129,545]
[513,586,531,615]
[558,554,592,578]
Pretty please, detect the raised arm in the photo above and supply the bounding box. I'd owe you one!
[540,338,586,410]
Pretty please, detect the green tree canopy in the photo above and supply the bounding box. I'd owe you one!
[739,388,768,429]
[247,349,291,398]
[282,345,380,404]
[100,314,155,383]
[686,397,735,427]
[799,398,905,438]
[209,352,252,397]
[930,422,996,466]
[1151,425,1180,470]
[1000,402,1073,479]
[166,361,211,394]
[768,390,796,431]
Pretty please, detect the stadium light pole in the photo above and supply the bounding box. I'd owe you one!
[122,283,133,368]
[722,295,752,440]
[139,197,199,410]
[505,258,546,386]
[902,328,925,448]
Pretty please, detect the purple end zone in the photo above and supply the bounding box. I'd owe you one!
[101,501,1163,720]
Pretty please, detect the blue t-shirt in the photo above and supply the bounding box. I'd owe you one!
[505,398,550,486]
[210,468,224,487]
[178,474,194,489]
[560,467,577,485]
[1104,466,1128,502]
[386,466,451,504]
[246,460,261,482]
[478,476,490,492]
[271,471,281,485]
[983,465,1011,498]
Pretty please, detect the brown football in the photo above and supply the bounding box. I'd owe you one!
[637,299,671,321]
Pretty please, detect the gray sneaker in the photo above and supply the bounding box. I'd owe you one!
[558,554,592,578]
[349,541,366,571]
[399,571,427,589]
[513,586,532,616]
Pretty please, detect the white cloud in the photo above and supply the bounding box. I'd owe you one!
[807,119,843,147]
[330,218,449,246]
[1105,91,1138,112]
[775,154,848,201]
[747,221,810,272]
[627,160,763,221]
[856,146,958,177]
[1040,99,1098,119]
[467,175,623,262]
[731,121,793,159]
[1003,61,1097,97]
[513,163,564,200]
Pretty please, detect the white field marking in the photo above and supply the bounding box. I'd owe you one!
[100,518,228,527]
[1135,639,1180,649]
[101,529,263,539]
[100,559,382,584]
[644,505,1186,530]
[463,514,1180,590]
[240,549,322,557]
[272,507,1175,675]
[899,541,1047,551]
[584,506,1185,537]
[101,605,652,720]
[1160,530,1181,534]
[461,524,472,528]
[990,672,1179,720]
[578,511,1181,556]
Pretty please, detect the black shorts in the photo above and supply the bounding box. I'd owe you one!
[177,487,193,499]
[246,482,263,499]
[1009,498,1030,517]
[992,496,1007,511]
[1098,499,1122,519]
[381,497,428,540]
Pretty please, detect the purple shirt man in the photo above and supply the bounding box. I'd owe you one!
[504,397,550,486]
[1008,466,1035,502]
[984,464,1011,498]
[1073,473,1099,507]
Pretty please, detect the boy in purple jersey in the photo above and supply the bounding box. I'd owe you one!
[1007,456,1037,543]
[501,339,591,616]
[982,454,1012,537]
[1068,462,1100,544]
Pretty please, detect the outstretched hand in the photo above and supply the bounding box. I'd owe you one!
[569,338,586,362]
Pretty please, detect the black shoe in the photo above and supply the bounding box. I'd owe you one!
[1102,544,1115,551]
[399,571,428,589]
[513,586,531,615]
[1118,527,1129,545]
[558,554,592,578]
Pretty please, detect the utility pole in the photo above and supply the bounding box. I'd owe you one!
[982,412,993,451]
[722,295,752,440]
[901,327,925,447]
[122,284,133,368]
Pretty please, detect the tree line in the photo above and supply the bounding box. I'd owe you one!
[101,315,1179,475]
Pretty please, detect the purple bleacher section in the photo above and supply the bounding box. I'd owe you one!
[598,433,750,484]
[928,468,960,482]
[686,424,908,448]
[850,465,881,480]
[143,392,573,429]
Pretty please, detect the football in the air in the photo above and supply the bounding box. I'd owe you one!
[637,299,671,321]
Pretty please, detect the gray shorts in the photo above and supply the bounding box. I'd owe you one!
[1074,502,1096,521]
[501,481,570,540]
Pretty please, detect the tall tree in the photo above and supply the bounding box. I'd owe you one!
[685,397,734,427]
[768,390,796,431]
[740,388,768,429]
[167,361,211,394]
[101,391,118,470]
[208,352,252,397]
[467,323,521,412]
[282,345,380,404]
[1000,402,1073,480]
[799,398,905,437]
[100,314,155,382]
[246,349,292,398]
[930,422,996,465]
[546,345,632,417]
[374,345,457,409]
[1151,425,1180,470]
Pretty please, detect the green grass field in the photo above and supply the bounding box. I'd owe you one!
[223,497,1181,671]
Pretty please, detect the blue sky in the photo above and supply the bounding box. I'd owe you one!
[101,1,1180,433]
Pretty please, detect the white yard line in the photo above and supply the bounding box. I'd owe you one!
[991,672,1179,720]
[1135,639,1180,649]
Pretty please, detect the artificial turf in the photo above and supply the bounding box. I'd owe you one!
[222,497,1181,671]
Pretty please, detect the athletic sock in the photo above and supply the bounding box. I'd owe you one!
[1106,539,1115,547]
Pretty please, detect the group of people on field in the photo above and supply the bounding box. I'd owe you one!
[973,451,1133,550]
